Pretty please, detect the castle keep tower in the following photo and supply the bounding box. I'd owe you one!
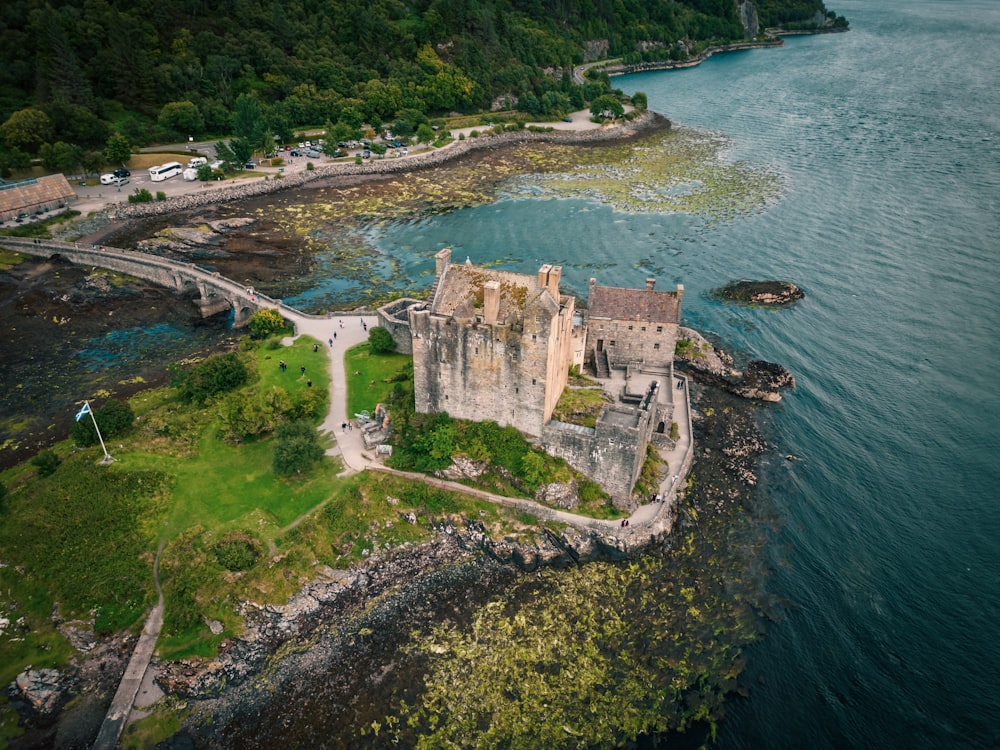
[409,249,576,436]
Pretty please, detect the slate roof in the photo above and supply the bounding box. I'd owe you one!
[0,174,75,219]
[588,283,680,324]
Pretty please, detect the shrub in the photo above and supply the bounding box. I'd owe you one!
[171,352,250,404]
[247,308,287,339]
[273,420,324,476]
[213,532,262,571]
[31,450,60,477]
[128,188,153,203]
[155,191,166,201]
[306,162,315,170]
[368,326,396,354]
[72,399,136,447]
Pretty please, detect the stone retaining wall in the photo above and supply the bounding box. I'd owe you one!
[106,111,663,221]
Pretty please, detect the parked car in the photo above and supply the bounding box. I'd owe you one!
[244,162,255,170]
[113,167,131,179]
[305,149,322,158]
[113,176,130,186]
[289,150,302,157]
[100,173,116,185]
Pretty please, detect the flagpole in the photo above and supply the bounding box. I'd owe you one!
[84,400,112,462]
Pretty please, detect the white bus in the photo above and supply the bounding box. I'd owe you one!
[148,162,183,182]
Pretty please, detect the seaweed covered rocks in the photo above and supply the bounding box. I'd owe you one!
[712,280,804,305]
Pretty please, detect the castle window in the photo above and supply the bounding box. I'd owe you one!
[628,325,633,331]
[656,326,663,333]
[654,342,660,350]
[532,378,536,385]
[515,387,519,394]
[641,326,646,332]
[475,347,479,354]
[610,340,616,347]
[532,334,537,340]
[445,395,449,400]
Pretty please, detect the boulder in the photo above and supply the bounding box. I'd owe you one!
[13,668,70,718]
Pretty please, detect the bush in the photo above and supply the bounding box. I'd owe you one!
[128,188,153,203]
[171,352,250,404]
[368,326,396,354]
[213,532,262,571]
[72,399,136,447]
[156,191,166,201]
[31,450,60,477]
[273,420,324,476]
[247,308,287,338]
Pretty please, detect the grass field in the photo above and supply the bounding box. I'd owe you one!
[345,342,412,418]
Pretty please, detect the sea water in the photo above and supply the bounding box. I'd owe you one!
[374,0,1000,745]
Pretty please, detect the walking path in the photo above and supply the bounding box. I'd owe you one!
[82,256,692,747]
[91,544,164,750]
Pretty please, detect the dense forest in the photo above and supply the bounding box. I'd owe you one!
[0,0,844,171]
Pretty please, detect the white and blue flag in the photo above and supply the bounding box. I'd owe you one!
[74,402,92,422]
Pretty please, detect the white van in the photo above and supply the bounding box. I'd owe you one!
[182,168,198,181]
[188,156,207,168]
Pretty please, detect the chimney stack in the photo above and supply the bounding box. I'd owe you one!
[435,248,452,279]
[547,265,562,299]
[483,281,500,324]
[646,278,656,291]
[538,264,552,290]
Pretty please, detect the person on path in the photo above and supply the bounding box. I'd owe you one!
[300,365,306,375]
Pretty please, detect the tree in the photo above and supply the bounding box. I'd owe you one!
[233,93,265,146]
[247,308,286,338]
[1,108,54,153]
[272,420,324,476]
[172,352,249,404]
[590,95,624,120]
[39,141,82,174]
[416,123,435,144]
[221,389,274,441]
[104,133,132,166]
[631,91,648,111]
[157,101,204,137]
[368,326,396,354]
[72,400,135,447]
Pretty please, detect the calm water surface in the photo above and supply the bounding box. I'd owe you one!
[375,0,1000,745]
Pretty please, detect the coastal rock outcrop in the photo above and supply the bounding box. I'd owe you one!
[11,668,71,718]
[677,328,794,402]
[712,279,805,305]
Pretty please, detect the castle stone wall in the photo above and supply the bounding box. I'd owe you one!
[410,308,553,436]
[376,298,422,354]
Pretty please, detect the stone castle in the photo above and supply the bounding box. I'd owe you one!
[377,248,684,507]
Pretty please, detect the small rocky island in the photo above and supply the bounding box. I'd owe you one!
[712,280,804,305]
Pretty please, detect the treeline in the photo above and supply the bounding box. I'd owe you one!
[0,0,840,171]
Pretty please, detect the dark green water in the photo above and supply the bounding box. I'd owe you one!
[371,2,1000,745]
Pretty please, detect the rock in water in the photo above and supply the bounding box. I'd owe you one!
[732,360,796,401]
[713,280,804,305]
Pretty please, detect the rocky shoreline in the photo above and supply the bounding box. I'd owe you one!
[101,111,665,224]
[3,111,789,746]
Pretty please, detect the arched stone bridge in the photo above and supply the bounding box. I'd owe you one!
[0,237,310,327]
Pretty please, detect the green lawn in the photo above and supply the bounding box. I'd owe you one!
[344,343,412,418]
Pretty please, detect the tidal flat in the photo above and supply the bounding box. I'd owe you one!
[107,123,782,314]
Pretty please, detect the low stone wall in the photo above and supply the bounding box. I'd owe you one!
[105,111,663,221]
[376,297,423,354]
